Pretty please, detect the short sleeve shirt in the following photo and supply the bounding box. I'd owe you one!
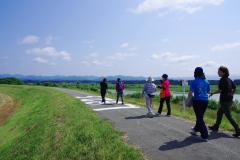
[190,78,210,101]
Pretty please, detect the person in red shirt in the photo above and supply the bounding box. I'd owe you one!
[157,74,171,116]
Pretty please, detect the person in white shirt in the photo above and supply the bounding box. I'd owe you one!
[142,77,157,118]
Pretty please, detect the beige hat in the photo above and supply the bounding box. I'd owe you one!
[146,76,154,82]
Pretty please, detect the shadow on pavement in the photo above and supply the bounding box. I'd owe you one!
[101,103,115,106]
[159,136,206,151]
[159,132,236,151]
[208,131,235,140]
[125,114,160,119]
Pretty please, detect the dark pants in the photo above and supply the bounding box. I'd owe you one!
[116,91,124,104]
[101,91,106,103]
[214,102,239,132]
[193,100,208,139]
[158,96,171,115]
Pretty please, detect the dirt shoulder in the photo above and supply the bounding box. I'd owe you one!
[0,93,18,126]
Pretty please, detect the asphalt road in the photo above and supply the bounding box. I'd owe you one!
[55,88,240,160]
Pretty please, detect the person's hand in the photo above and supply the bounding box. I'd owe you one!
[209,92,214,97]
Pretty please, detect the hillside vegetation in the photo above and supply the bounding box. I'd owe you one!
[0,85,144,160]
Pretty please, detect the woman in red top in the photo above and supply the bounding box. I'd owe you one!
[157,74,171,116]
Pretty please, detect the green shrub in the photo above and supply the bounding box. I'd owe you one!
[208,100,219,110]
[171,96,184,104]
[126,93,142,99]
[0,77,23,85]
[232,100,240,113]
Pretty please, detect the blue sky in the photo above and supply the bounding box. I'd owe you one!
[0,0,239,77]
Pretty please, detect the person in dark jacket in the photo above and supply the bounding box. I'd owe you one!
[116,78,125,105]
[209,66,240,137]
[188,67,210,140]
[100,78,108,104]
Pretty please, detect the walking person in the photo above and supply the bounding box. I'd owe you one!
[209,66,240,137]
[142,77,157,118]
[116,78,125,105]
[100,78,108,104]
[157,74,171,116]
[189,67,210,140]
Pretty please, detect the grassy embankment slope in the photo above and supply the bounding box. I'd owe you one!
[0,85,144,160]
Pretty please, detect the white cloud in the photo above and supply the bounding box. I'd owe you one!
[151,52,197,63]
[33,57,48,64]
[21,35,39,45]
[202,60,219,68]
[33,57,56,65]
[26,46,72,61]
[133,0,224,14]
[81,51,136,67]
[120,43,129,48]
[211,42,240,52]
[107,52,136,61]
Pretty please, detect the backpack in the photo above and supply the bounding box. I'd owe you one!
[117,82,123,92]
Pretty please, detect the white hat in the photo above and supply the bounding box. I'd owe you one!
[146,76,154,82]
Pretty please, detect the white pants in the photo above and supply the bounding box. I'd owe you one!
[145,95,154,114]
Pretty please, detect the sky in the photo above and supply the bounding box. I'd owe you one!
[0,0,239,78]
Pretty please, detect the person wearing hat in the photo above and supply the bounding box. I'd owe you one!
[116,78,125,105]
[209,66,240,137]
[157,74,171,116]
[142,77,157,118]
[188,67,210,140]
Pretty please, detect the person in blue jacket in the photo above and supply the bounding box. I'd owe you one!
[188,67,210,140]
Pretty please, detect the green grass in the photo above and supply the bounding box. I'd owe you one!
[0,85,144,160]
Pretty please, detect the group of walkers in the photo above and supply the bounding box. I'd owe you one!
[100,78,125,105]
[142,74,171,118]
[189,66,240,139]
[99,66,240,139]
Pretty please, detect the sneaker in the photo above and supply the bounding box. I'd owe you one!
[191,127,197,134]
[208,126,219,132]
[200,136,208,142]
[166,114,171,117]
[146,113,154,118]
[155,112,160,116]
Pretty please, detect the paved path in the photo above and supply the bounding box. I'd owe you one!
[55,88,240,160]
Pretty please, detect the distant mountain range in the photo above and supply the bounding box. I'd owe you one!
[0,74,146,81]
[0,74,240,81]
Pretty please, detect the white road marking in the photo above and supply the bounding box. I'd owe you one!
[75,96,82,99]
[76,96,140,111]
[94,106,140,111]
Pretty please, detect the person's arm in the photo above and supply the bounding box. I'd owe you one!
[106,83,108,93]
[188,91,193,98]
[142,85,145,97]
[209,90,220,97]
[231,81,236,95]
[210,80,221,97]
[189,81,194,98]
[115,83,118,92]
